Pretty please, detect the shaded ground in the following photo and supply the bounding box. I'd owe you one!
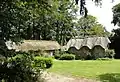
[42,72,100,82]
[98,73,120,82]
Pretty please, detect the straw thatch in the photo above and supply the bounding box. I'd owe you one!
[0,40,60,52]
[66,37,111,50]
[66,37,111,59]
[15,40,60,51]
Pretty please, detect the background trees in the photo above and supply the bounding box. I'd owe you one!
[109,28,120,59]
[109,3,120,59]
[0,0,77,45]
[75,15,109,38]
[0,0,77,81]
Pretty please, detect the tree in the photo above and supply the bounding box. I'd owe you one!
[75,15,108,38]
[88,24,109,37]
[51,0,77,45]
[75,0,114,17]
[0,0,53,81]
[109,28,120,59]
[109,3,120,59]
[112,3,120,26]
[14,0,77,46]
[0,0,78,81]
[23,0,77,45]
[0,0,77,44]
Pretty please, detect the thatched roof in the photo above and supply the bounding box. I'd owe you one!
[0,40,60,51]
[15,40,60,51]
[66,37,111,50]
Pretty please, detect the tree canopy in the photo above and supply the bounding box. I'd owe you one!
[0,0,78,46]
[112,3,120,26]
[75,15,109,38]
[109,3,120,59]
[0,0,78,81]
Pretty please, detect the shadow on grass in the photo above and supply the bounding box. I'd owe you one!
[98,73,120,82]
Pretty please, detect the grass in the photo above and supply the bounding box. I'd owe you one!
[48,60,120,82]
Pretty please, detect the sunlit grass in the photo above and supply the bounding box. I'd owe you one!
[48,60,120,81]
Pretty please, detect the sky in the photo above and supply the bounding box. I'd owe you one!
[77,0,120,32]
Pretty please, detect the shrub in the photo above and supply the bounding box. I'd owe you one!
[54,54,61,59]
[59,54,75,60]
[75,55,81,60]
[0,52,44,82]
[97,57,112,60]
[85,55,94,60]
[105,49,115,58]
[34,56,53,69]
[75,54,94,60]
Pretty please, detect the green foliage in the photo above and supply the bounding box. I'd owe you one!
[54,50,61,59]
[88,24,109,37]
[105,49,115,58]
[59,54,75,60]
[50,0,77,45]
[0,50,53,81]
[85,55,94,60]
[112,3,120,26]
[76,15,97,30]
[109,28,120,59]
[74,54,82,60]
[54,54,61,59]
[99,73,120,82]
[75,54,93,60]
[75,15,109,38]
[34,56,53,69]
[97,57,112,61]
[0,52,43,82]
[0,0,77,45]
[111,4,120,59]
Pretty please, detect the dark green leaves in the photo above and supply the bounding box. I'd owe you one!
[112,3,120,26]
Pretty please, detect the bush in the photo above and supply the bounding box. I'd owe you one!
[59,54,75,60]
[85,55,94,60]
[75,54,94,60]
[105,49,115,58]
[75,55,81,60]
[54,54,61,59]
[0,52,44,82]
[97,58,112,60]
[34,56,53,69]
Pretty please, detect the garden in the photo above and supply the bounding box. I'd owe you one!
[1,0,120,82]
[43,49,120,82]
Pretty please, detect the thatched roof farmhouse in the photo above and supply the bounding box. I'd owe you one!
[66,37,111,59]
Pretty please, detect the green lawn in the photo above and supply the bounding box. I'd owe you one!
[48,60,120,82]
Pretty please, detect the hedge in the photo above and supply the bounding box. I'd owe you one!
[33,56,53,69]
[59,54,75,60]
